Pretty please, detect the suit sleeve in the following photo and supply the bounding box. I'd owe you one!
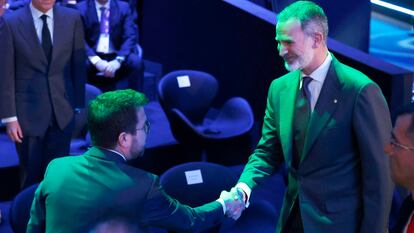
[238,80,285,189]
[74,3,97,57]
[71,12,86,108]
[353,83,393,233]
[117,5,137,57]
[142,176,224,232]
[26,183,46,233]
[0,16,16,119]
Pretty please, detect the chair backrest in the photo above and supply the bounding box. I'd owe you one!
[160,162,237,207]
[72,84,102,139]
[158,70,218,124]
[9,183,39,233]
[219,200,277,233]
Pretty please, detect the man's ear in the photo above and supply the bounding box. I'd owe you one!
[118,132,130,149]
[313,31,324,48]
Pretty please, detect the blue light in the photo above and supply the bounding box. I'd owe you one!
[371,0,414,16]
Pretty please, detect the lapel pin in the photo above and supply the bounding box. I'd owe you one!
[333,99,338,103]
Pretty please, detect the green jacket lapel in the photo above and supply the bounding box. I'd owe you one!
[279,71,301,167]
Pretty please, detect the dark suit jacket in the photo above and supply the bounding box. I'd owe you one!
[76,0,137,58]
[238,54,393,233]
[391,195,414,233]
[0,5,86,136]
[27,147,224,233]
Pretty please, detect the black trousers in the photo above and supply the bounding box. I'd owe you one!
[15,116,71,189]
[87,52,143,93]
[282,199,305,233]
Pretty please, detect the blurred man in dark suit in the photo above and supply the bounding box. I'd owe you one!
[76,0,143,92]
[0,0,86,188]
[27,89,241,233]
[387,104,414,233]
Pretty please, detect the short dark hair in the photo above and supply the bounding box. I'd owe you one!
[394,103,414,134]
[278,1,328,41]
[88,89,148,149]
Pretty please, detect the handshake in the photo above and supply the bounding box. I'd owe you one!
[219,187,247,220]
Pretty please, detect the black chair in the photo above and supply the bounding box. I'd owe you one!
[70,84,102,155]
[160,161,238,208]
[158,70,254,164]
[160,162,238,233]
[9,183,39,233]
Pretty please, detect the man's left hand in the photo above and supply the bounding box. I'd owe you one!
[104,59,121,78]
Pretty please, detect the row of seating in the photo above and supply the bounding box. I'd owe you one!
[9,162,283,233]
[72,70,255,164]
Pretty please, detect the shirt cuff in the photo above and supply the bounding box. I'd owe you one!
[236,182,251,208]
[1,116,18,124]
[89,56,101,65]
[216,199,226,214]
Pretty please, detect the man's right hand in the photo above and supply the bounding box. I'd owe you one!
[95,59,109,72]
[6,120,23,143]
[220,188,246,220]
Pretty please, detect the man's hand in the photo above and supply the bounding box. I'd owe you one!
[104,59,121,78]
[220,187,246,220]
[95,59,109,72]
[6,120,23,143]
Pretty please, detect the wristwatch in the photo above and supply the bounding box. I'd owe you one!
[115,56,125,64]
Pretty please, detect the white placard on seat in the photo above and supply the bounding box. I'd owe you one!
[185,169,203,185]
[177,75,191,88]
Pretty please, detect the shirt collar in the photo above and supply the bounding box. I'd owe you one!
[30,2,54,20]
[95,0,110,9]
[97,146,127,162]
[301,52,332,83]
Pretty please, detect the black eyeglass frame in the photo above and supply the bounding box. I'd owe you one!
[136,120,151,134]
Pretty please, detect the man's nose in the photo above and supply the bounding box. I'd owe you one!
[278,44,288,57]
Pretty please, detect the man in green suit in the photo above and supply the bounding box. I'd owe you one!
[27,89,241,233]
[226,1,393,233]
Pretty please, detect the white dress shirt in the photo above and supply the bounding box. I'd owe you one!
[95,0,113,53]
[30,2,54,44]
[300,52,332,112]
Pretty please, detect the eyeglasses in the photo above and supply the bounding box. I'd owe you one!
[136,120,151,134]
[390,138,414,151]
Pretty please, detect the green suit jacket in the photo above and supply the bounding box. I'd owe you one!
[239,54,393,233]
[27,147,224,233]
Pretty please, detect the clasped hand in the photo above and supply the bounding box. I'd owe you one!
[220,187,246,220]
[95,59,121,78]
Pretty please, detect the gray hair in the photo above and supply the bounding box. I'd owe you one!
[278,1,329,42]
